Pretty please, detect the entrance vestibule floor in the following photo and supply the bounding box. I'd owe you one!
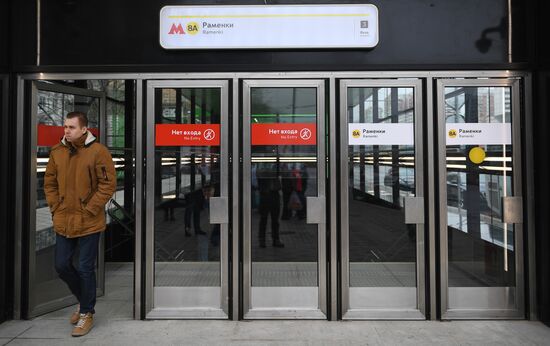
[2,263,548,344]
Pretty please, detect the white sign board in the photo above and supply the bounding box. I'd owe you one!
[348,123,414,146]
[160,5,379,49]
[445,123,512,145]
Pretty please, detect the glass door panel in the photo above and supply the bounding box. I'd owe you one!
[243,80,326,319]
[145,81,229,319]
[340,80,425,319]
[28,81,105,318]
[438,79,524,318]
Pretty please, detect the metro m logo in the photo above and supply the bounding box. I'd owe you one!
[168,23,185,35]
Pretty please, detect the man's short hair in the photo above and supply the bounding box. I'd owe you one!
[66,111,88,128]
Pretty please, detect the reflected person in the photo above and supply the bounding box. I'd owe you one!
[257,163,284,248]
[184,188,207,237]
[280,163,293,220]
[292,163,308,219]
[196,184,217,260]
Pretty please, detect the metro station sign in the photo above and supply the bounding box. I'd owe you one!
[251,123,316,146]
[445,123,511,145]
[160,5,379,49]
[155,124,220,146]
[348,123,414,146]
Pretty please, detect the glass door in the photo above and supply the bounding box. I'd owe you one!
[437,79,524,319]
[339,80,425,319]
[27,81,106,318]
[145,80,230,319]
[242,80,327,319]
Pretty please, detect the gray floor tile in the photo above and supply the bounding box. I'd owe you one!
[0,321,34,338]
[2,320,550,345]
[0,338,13,346]
[3,339,79,346]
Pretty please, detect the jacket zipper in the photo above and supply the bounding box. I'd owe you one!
[84,166,94,203]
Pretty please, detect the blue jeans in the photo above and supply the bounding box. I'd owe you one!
[54,232,100,314]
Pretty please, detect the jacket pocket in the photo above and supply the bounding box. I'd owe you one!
[52,197,65,215]
[52,197,67,231]
[79,199,99,231]
[82,190,94,205]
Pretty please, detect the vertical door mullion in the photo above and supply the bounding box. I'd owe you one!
[242,81,251,315]
[413,80,426,316]
[317,81,327,315]
[328,77,338,321]
[220,81,230,315]
[231,77,240,321]
[437,79,449,317]
[511,80,525,316]
[339,81,350,316]
[134,79,143,320]
[28,82,39,317]
[145,82,155,315]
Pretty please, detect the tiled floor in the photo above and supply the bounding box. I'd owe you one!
[2,316,550,345]
[2,262,550,345]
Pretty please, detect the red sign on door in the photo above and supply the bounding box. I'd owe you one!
[37,125,99,147]
[155,124,220,146]
[251,123,316,146]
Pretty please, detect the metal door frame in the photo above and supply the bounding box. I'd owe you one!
[27,81,106,318]
[437,78,525,319]
[242,79,327,319]
[339,79,425,319]
[0,74,10,322]
[144,80,230,319]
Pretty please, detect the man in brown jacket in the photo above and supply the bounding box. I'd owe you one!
[44,111,116,337]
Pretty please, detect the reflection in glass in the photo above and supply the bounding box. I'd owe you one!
[154,88,221,288]
[445,87,515,290]
[250,87,318,288]
[93,80,136,262]
[347,87,417,300]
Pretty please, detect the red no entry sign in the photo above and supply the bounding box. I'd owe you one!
[155,124,221,146]
[251,123,316,146]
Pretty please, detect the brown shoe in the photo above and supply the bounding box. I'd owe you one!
[71,313,93,337]
[70,305,80,325]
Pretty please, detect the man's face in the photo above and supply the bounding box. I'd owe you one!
[63,117,87,142]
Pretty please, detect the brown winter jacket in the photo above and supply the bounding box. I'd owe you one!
[44,132,117,238]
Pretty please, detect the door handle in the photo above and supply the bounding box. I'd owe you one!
[404,197,424,224]
[306,196,326,224]
[209,197,229,224]
[502,196,523,223]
